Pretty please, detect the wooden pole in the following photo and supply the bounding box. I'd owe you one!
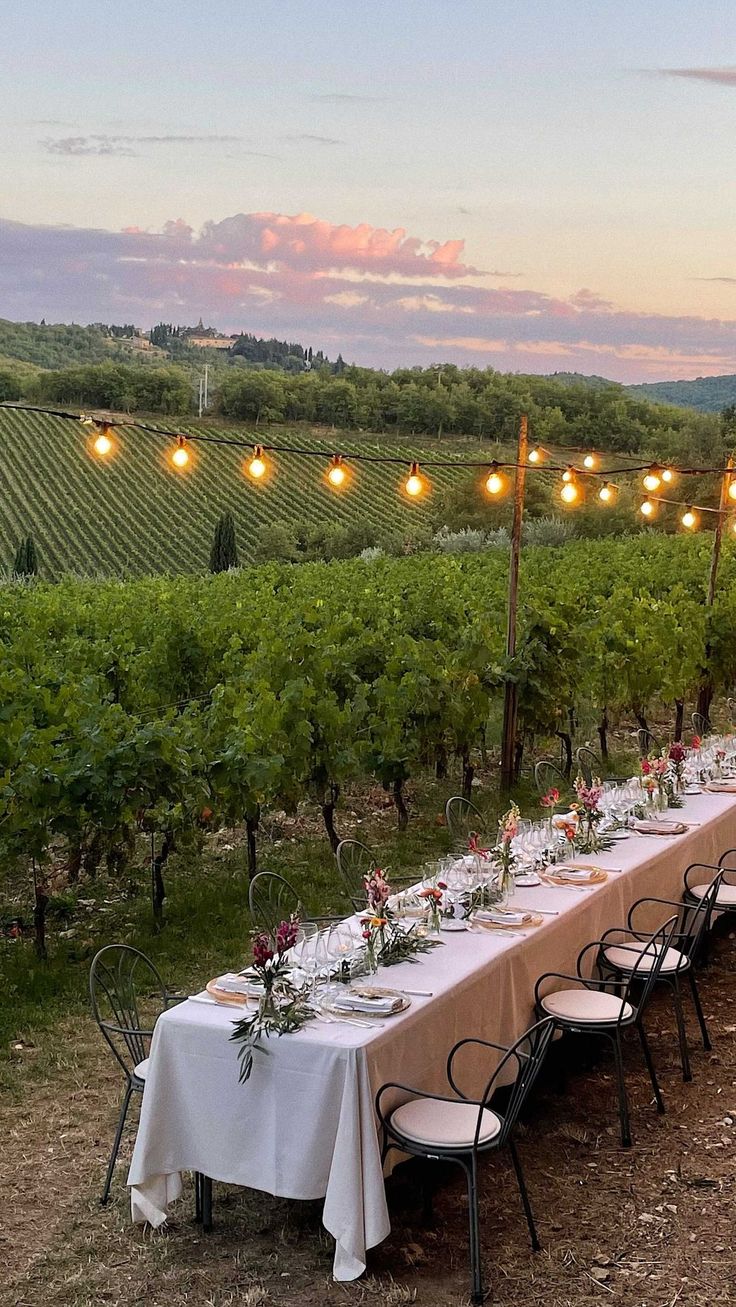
[696,454,734,722]
[500,414,528,790]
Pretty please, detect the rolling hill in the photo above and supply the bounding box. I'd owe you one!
[626,375,736,413]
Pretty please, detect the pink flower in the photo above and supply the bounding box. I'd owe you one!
[468,833,490,858]
[275,916,299,955]
[540,787,560,808]
[364,868,391,913]
[716,749,726,762]
[252,933,274,968]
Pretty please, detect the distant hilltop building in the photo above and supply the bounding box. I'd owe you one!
[185,334,239,350]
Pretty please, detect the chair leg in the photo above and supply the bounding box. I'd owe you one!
[101,1082,134,1205]
[688,969,712,1051]
[459,1157,486,1305]
[421,1160,435,1226]
[507,1138,540,1251]
[671,977,692,1082]
[202,1175,213,1231]
[636,1020,665,1115]
[194,1172,203,1223]
[611,1033,632,1147]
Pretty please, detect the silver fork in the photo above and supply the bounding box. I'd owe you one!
[315,1011,379,1029]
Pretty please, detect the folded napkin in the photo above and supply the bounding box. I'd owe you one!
[705,780,736,793]
[475,909,529,925]
[548,867,596,880]
[214,972,263,997]
[332,992,404,1014]
[633,820,687,835]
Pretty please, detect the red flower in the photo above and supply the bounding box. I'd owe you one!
[252,932,274,968]
[275,916,299,954]
[691,734,702,749]
[669,742,686,763]
[641,758,651,775]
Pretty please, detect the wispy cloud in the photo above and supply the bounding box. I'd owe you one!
[284,132,345,145]
[42,132,241,157]
[311,93,385,103]
[658,66,736,87]
[2,209,736,382]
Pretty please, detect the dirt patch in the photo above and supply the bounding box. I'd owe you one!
[2,934,735,1307]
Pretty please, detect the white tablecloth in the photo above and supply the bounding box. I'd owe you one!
[128,791,736,1279]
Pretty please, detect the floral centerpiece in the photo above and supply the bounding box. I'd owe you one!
[641,754,670,810]
[668,741,687,793]
[418,882,445,933]
[229,917,311,1083]
[572,775,614,853]
[490,802,520,902]
[361,867,392,972]
[361,867,441,969]
[714,747,726,777]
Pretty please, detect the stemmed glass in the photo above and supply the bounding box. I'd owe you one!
[292,922,319,997]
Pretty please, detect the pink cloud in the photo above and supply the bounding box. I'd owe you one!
[2,210,736,382]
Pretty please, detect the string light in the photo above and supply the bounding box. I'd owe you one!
[598,482,616,503]
[528,446,542,464]
[326,454,347,489]
[484,462,505,496]
[562,466,575,483]
[640,498,655,518]
[643,464,662,492]
[247,445,267,479]
[728,476,736,502]
[92,424,114,458]
[560,477,579,505]
[405,461,425,497]
[661,467,674,484]
[583,453,597,469]
[681,506,698,530]
[171,435,190,469]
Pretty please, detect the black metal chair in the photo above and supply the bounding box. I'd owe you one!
[376,1018,554,1305]
[636,727,661,757]
[691,711,711,738]
[335,838,378,911]
[248,870,341,937]
[683,850,736,917]
[535,915,677,1147]
[445,796,488,848]
[533,759,566,797]
[575,745,625,786]
[89,944,186,1204]
[597,868,723,1081]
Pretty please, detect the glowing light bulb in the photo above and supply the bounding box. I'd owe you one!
[93,425,114,458]
[560,480,579,504]
[528,446,541,464]
[247,445,267,479]
[171,436,189,469]
[661,467,673,484]
[562,466,575,483]
[681,507,698,530]
[728,478,736,501]
[327,455,347,488]
[640,498,654,518]
[485,462,505,496]
[599,482,615,503]
[643,465,661,492]
[583,453,596,469]
[405,462,425,497]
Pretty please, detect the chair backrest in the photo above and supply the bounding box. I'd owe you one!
[681,865,725,960]
[445,796,487,847]
[481,1018,555,1148]
[619,914,678,1014]
[691,711,711,737]
[248,871,302,938]
[533,759,566,797]
[335,838,377,910]
[575,746,601,786]
[637,727,659,757]
[718,847,736,875]
[89,944,168,1079]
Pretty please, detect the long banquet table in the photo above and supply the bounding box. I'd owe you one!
[128,789,736,1280]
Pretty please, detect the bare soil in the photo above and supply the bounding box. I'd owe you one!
[2,928,735,1307]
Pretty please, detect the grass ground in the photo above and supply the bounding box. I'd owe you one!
[2,756,734,1306]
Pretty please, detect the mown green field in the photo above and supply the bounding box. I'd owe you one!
[0,407,486,577]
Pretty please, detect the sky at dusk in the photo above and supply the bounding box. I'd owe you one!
[2,0,736,381]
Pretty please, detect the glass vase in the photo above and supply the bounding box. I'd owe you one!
[257,985,280,1024]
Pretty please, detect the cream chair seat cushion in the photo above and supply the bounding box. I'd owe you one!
[390,1097,502,1149]
[541,988,633,1024]
[689,882,736,908]
[603,943,684,974]
[134,1058,150,1080]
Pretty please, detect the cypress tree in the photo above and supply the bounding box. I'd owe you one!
[13,535,39,577]
[209,512,238,573]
